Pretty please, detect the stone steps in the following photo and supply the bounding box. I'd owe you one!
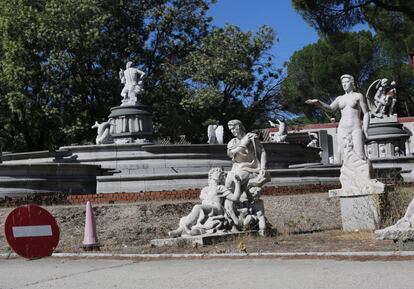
[96,168,341,193]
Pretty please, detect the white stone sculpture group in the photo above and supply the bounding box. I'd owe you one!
[169,120,269,237]
[92,61,146,144]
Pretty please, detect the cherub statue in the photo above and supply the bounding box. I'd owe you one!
[366,78,397,118]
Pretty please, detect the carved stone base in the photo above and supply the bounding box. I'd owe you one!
[366,116,410,159]
[108,105,153,143]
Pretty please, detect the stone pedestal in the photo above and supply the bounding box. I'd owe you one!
[366,116,410,159]
[108,105,153,143]
[329,189,384,231]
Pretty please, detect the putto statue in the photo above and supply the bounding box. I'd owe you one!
[169,120,270,237]
[92,121,113,144]
[366,78,397,118]
[119,61,145,106]
[268,119,287,143]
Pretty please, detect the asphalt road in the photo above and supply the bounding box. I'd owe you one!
[1,257,413,289]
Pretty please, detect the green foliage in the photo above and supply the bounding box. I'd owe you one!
[0,0,148,150]
[288,0,414,118]
[0,0,217,151]
[178,25,282,140]
[292,0,414,35]
[0,0,283,149]
[281,31,376,120]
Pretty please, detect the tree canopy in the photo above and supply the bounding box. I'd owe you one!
[286,0,414,119]
[292,0,414,35]
[281,31,376,120]
[178,24,281,140]
[0,0,282,151]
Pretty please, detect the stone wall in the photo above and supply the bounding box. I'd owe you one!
[0,183,341,207]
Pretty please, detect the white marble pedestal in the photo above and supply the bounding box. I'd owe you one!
[329,188,386,231]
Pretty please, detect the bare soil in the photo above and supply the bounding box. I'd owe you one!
[1,193,413,255]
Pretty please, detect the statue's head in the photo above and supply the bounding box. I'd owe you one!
[380,78,389,87]
[340,74,356,91]
[126,61,134,68]
[227,119,246,137]
[249,186,262,199]
[208,167,224,183]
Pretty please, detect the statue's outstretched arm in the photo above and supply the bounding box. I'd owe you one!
[305,97,339,112]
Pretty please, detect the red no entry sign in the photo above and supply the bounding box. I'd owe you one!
[3,205,60,259]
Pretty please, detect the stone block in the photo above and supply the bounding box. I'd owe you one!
[338,194,382,231]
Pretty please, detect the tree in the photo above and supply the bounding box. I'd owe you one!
[0,0,214,151]
[290,0,414,117]
[281,31,376,120]
[139,0,214,140]
[292,0,414,34]
[177,24,282,141]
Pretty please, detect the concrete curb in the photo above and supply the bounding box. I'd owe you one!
[2,251,414,259]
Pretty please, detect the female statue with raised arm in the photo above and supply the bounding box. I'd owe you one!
[306,74,369,161]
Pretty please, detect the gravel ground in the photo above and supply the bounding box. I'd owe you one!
[1,192,414,255]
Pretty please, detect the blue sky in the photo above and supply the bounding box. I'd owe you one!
[208,0,319,67]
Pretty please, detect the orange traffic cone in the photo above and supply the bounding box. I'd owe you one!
[82,201,101,251]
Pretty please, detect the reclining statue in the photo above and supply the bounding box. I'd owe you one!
[168,168,242,237]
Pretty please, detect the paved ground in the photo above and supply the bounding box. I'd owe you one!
[1,257,414,289]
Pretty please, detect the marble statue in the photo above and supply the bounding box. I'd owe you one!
[268,119,287,143]
[366,78,397,118]
[392,198,414,229]
[225,120,268,189]
[169,120,270,238]
[375,197,414,241]
[119,61,145,106]
[307,74,384,231]
[207,125,224,144]
[307,132,319,148]
[306,75,384,194]
[92,121,113,144]
[338,134,384,196]
[306,74,369,162]
[168,167,241,237]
